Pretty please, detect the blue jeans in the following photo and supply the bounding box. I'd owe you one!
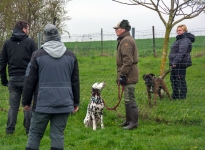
[26,112,69,149]
[6,76,32,134]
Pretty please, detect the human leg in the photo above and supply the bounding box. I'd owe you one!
[26,112,50,149]
[178,68,187,99]
[24,108,32,134]
[123,84,138,130]
[119,103,130,127]
[119,84,133,127]
[6,84,22,134]
[170,68,179,99]
[50,113,69,150]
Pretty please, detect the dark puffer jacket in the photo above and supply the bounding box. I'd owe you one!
[169,32,195,68]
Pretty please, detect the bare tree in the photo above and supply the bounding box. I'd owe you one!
[112,0,205,74]
[0,0,71,48]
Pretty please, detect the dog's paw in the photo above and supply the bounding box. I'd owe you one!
[84,119,89,127]
[93,128,96,131]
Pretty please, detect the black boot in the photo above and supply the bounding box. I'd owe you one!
[123,102,138,130]
[119,104,130,127]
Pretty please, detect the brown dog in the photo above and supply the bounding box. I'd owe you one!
[143,70,172,106]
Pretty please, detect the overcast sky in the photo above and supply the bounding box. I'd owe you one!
[65,0,205,35]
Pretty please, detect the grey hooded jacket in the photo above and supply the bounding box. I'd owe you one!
[22,41,80,113]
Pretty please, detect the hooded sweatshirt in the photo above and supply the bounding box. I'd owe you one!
[42,41,66,58]
[0,28,37,84]
[22,40,80,114]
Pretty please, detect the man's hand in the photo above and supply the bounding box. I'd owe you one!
[72,106,79,114]
[24,105,31,111]
[119,76,126,86]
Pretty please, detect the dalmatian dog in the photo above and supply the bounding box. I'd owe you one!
[83,82,106,130]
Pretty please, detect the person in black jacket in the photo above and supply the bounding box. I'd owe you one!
[0,20,37,134]
[22,24,80,150]
[169,24,195,99]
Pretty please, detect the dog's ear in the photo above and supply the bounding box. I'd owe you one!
[142,74,146,80]
[150,73,155,77]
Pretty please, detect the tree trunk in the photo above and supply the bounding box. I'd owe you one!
[160,27,172,75]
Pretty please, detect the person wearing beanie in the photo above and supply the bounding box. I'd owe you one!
[22,23,80,150]
[114,19,139,130]
[0,20,37,135]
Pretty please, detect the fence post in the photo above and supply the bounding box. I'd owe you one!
[152,26,157,58]
[132,27,135,39]
[101,28,103,53]
[38,32,41,49]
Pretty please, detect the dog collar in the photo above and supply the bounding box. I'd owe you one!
[91,97,103,104]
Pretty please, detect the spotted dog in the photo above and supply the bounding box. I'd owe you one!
[83,82,106,130]
[143,70,172,106]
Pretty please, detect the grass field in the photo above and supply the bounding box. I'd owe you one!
[0,37,205,149]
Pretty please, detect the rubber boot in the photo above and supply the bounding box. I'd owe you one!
[123,102,138,130]
[119,104,130,127]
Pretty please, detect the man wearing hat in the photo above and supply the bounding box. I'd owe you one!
[22,24,80,150]
[114,20,139,130]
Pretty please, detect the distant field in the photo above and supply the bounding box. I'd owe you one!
[64,36,205,57]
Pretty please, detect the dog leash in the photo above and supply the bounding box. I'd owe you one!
[103,82,124,111]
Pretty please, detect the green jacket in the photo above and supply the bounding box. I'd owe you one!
[116,31,139,84]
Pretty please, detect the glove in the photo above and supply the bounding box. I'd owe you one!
[1,77,8,86]
[119,76,126,86]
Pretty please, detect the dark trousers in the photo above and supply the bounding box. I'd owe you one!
[26,112,69,150]
[170,67,187,99]
[6,76,32,134]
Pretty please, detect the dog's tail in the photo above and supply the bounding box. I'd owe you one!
[160,68,172,79]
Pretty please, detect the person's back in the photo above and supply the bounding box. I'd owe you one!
[4,29,36,76]
[22,24,80,150]
[0,20,37,134]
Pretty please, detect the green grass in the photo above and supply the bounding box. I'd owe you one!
[64,36,205,57]
[0,37,205,149]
